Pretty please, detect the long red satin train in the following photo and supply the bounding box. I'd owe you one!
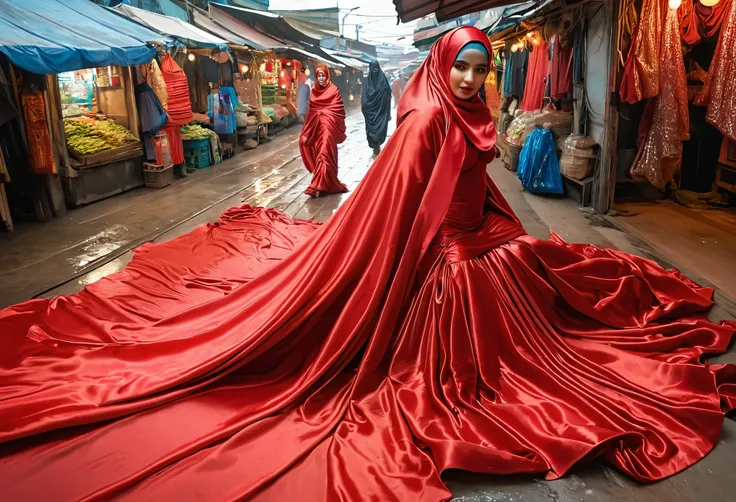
[0,27,734,502]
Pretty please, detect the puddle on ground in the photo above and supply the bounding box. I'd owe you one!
[66,224,128,271]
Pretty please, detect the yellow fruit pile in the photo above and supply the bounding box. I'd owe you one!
[64,117,137,155]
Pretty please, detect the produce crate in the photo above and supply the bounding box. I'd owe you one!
[183,138,210,149]
[143,163,173,189]
[184,142,210,170]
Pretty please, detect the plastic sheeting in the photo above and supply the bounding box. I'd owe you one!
[0,0,168,74]
[517,128,564,194]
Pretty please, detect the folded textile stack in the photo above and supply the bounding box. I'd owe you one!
[161,54,193,126]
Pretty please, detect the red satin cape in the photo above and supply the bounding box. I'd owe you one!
[299,64,347,196]
[1,27,735,502]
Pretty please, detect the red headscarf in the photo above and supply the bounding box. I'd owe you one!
[303,64,346,144]
[398,26,496,153]
[309,64,343,112]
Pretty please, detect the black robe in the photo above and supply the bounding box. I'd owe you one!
[361,61,392,149]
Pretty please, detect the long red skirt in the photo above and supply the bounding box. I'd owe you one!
[1,205,733,501]
[299,115,348,196]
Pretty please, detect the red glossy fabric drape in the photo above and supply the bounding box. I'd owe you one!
[631,6,690,188]
[696,0,736,142]
[680,0,732,45]
[1,27,735,502]
[520,41,550,111]
[299,64,347,196]
[620,0,664,104]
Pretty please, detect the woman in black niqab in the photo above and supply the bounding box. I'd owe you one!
[361,61,392,154]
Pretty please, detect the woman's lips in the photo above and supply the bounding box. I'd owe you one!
[459,86,474,93]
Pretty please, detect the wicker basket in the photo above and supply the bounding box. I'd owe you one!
[559,154,593,180]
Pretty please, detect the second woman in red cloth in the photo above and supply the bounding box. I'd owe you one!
[299,64,348,197]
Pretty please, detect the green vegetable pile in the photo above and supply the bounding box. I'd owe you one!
[64,117,137,155]
[180,124,215,140]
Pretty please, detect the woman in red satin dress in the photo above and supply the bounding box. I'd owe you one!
[0,28,734,502]
[299,64,348,197]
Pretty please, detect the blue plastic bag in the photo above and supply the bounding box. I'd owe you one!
[135,82,168,135]
[517,128,564,194]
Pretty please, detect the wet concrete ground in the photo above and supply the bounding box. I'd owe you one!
[1,112,735,501]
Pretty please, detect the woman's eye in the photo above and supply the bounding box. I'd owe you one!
[454,64,466,71]
[476,68,487,74]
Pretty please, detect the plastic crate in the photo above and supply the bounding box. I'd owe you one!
[183,138,209,149]
[184,143,211,169]
[143,164,173,188]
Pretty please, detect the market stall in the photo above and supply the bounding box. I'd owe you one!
[0,0,170,214]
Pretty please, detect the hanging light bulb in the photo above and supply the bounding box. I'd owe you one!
[700,0,719,6]
[511,44,518,53]
[668,0,681,7]
[305,69,310,76]
[188,53,196,62]
[526,32,533,38]
[349,94,354,101]
[532,37,540,46]
[281,84,286,89]
[240,64,248,74]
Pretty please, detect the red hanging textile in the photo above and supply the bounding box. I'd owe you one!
[550,35,573,98]
[619,0,664,104]
[697,0,736,141]
[299,64,348,196]
[162,124,184,165]
[631,6,690,188]
[161,53,194,126]
[21,92,56,174]
[520,41,550,111]
[680,0,732,45]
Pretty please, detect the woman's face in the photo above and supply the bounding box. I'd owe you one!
[449,48,489,100]
[317,71,327,87]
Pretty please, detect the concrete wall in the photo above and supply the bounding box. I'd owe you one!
[584,3,612,147]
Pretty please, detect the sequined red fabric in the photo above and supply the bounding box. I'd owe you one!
[697,0,736,142]
[631,7,690,188]
[620,0,663,104]
[0,27,734,502]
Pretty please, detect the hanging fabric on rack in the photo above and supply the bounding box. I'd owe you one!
[697,0,736,142]
[551,34,573,98]
[631,7,690,189]
[681,0,733,45]
[520,41,550,111]
[511,49,529,98]
[161,53,194,126]
[620,0,664,104]
[503,47,514,96]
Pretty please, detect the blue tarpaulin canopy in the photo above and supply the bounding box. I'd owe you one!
[0,0,170,75]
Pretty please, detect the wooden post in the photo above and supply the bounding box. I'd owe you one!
[592,0,620,214]
[120,66,141,140]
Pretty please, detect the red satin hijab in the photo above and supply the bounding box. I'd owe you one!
[309,64,344,113]
[399,26,496,152]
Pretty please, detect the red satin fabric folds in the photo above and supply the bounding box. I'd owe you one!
[299,64,347,196]
[1,27,735,502]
